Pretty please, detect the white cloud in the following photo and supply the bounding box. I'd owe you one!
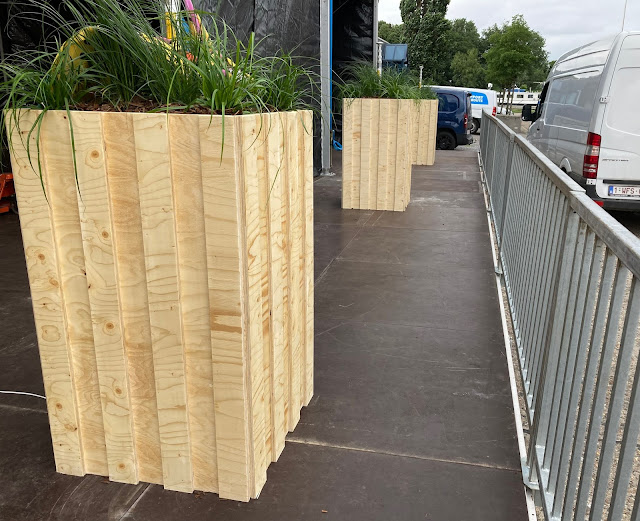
[377,0,640,59]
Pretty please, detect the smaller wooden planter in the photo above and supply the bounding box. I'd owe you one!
[341,98,437,211]
[410,99,438,166]
[7,108,313,502]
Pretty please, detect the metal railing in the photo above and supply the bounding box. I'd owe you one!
[480,113,640,521]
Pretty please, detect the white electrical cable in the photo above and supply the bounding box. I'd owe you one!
[0,390,46,400]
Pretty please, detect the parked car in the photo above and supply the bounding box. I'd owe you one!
[431,87,474,150]
[522,31,640,210]
[432,85,497,133]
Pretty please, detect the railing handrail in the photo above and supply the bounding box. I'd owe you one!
[480,111,640,521]
[484,110,640,276]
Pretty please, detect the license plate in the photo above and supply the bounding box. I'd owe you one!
[608,185,640,197]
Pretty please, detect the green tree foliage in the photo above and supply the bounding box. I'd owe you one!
[484,15,548,90]
[450,48,485,88]
[400,0,451,83]
[448,18,481,58]
[378,21,405,43]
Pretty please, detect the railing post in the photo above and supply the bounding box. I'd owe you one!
[497,133,516,250]
[526,209,579,515]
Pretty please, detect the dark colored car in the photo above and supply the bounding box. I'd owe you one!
[432,88,474,150]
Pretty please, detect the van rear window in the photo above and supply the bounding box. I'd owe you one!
[437,94,459,112]
[606,68,640,135]
[545,71,601,131]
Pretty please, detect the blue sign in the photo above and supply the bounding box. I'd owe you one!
[470,92,488,105]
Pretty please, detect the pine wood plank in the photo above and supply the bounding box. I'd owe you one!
[266,113,287,460]
[351,99,362,209]
[427,100,437,166]
[169,114,218,493]
[410,107,419,165]
[341,100,353,209]
[102,112,163,485]
[417,100,429,165]
[199,115,252,502]
[71,111,138,483]
[40,112,110,477]
[133,113,193,493]
[368,99,380,207]
[377,101,391,210]
[286,112,303,431]
[385,100,399,211]
[239,114,268,496]
[395,101,411,211]
[359,99,372,209]
[7,111,85,476]
[302,111,314,406]
[257,115,274,466]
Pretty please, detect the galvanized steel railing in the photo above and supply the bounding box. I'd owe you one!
[480,113,640,521]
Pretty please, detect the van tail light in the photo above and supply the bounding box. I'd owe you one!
[583,132,601,179]
[464,113,468,130]
[492,106,497,116]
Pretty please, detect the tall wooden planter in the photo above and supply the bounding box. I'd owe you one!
[6,109,314,502]
[341,98,437,211]
[409,99,438,166]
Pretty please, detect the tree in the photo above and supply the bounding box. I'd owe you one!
[378,21,405,43]
[448,18,481,58]
[400,0,451,83]
[450,48,485,88]
[484,15,548,112]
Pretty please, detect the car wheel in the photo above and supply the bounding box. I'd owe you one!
[436,131,456,150]
[470,119,480,134]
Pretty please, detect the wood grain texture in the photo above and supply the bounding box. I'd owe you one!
[10,109,314,501]
[342,101,353,209]
[377,101,391,211]
[102,112,163,485]
[266,113,288,460]
[427,100,437,166]
[200,115,251,502]
[395,101,411,211]
[6,111,86,476]
[302,111,314,406]
[341,99,436,211]
[72,111,137,483]
[239,114,268,497]
[257,115,273,466]
[169,114,218,492]
[368,99,380,207]
[134,114,193,493]
[40,112,109,477]
[359,99,372,210]
[417,100,429,165]
[286,112,303,432]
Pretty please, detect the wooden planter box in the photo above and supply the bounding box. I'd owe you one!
[341,98,437,211]
[6,109,314,502]
[409,99,438,166]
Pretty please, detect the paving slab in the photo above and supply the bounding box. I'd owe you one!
[0,150,527,520]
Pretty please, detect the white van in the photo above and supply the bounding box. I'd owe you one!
[523,32,640,210]
[432,85,497,134]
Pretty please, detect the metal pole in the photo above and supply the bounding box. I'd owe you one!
[419,66,423,88]
[372,0,379,68]
[622,0,628,31]
[320,0,332,174]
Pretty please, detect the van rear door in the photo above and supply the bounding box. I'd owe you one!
[597,35,640,197]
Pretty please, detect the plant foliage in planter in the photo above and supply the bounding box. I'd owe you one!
[2,0,316,502]
[338,64,438,212]
[337,63,435,101]
[1,0,318,140]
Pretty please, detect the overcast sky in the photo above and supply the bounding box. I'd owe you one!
[378,0,640,59]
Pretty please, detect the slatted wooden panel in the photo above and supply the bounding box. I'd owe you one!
[342,98,437,212]
[7,109,314,502]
